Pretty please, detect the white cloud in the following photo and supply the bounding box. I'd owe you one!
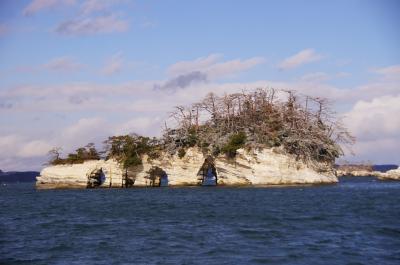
[2,54,400,170]
[300,72,330,83]
[344,95,400,141]
[23,0,76,16]
[278,48,324,70]
[0,135,21,155]
[56,13,128,35]
[343,95,400,164]
[0,118,108,170]
[372,64,400,80]
[44,56,83,72]
[101,52,124,75]
[347,138,400,165]
[17,140,52,158]
[0,135,50,166]
[206,57,265,79]
[167,54,222,76]
[167,54,265,81]
[0,157,43,172]
[60,117,107,145]
[1,70,398,114]
[113,116,163,137]
[299,72,351,83]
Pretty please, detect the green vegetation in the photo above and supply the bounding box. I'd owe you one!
[103,134,160,169]
[48,143,100,165]
[164,88,354,164]
[221,132,247,158]
[47,88,354,167]
[145,166,166,186]
[48,135,160,168]
[178,148,186,159]
[186,127,198,147]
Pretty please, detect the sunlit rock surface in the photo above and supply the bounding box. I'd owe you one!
[336,168,400,180]
[36,159,124,189]
[36,147,338,189]
[336,169,385,178]
[378,167,400,180]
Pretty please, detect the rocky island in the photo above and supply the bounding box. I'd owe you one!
[37,89,354,189]
[336,164,400,180]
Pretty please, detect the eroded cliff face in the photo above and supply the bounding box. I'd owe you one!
[36,147,338,189]
[36,159,124,189]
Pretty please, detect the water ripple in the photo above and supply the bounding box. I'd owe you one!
[1,178,400,264]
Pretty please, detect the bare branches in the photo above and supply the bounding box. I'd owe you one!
[163,87,354,164]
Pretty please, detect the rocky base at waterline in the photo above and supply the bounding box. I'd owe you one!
[377,168,400,180]
[336,167,400,180]
[36,147,337,189]
[336,169,383,178]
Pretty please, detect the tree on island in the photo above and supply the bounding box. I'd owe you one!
[102,134,160,169]
[164,88,354,164]
[47,88,354,170]
[47,143,101,165]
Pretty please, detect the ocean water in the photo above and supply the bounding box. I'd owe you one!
[1,177,400,265]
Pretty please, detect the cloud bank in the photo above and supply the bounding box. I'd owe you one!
[1,52,399,170]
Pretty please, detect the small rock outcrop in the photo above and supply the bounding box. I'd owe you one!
[36,147,337,189]
[336,165,400,180]
[36,159,124,189]
[336,169,385,178]
[378,167,400,180]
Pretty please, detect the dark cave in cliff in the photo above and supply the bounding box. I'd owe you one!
[198,156,218,186]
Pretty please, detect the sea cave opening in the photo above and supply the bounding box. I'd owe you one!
[198,156,218,186]
[123,169,135,188]
[146,166,168,187]
[87,168,106,188]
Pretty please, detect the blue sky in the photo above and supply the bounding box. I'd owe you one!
[0,0,399,170]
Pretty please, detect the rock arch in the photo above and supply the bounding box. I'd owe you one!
[87,168,106,188]
[122,169,135,188]
[198,156,218,186]
[146,166,169,187]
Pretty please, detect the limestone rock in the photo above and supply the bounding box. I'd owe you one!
[336,169,386,178]
[36,159,124,189]
[36,147,338,189]
[378,167,400,180]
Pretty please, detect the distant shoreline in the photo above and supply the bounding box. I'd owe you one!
[0,171,39,183]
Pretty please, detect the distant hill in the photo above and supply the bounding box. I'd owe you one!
[373,165,398,172]
[0,170,39,183]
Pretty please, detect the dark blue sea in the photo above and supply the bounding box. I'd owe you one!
[1,177,400,265]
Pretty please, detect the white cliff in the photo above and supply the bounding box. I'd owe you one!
[36,147,338,189]
[36,159,125,189]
